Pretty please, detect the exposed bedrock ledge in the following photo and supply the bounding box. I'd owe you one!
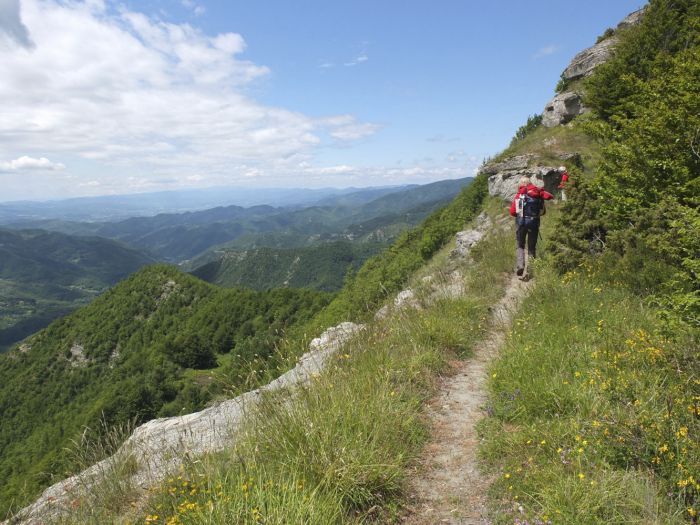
[8,321,365,525]
[485,161,561,202]
[542,91,587,128]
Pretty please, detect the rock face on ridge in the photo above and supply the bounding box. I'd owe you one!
[542,8,645,128]
[562,36,619,82]
[8,321,365,525]
[484,158,561,202]
[617,8,645,30]
[542,91,587,128]
[561,7,644,83]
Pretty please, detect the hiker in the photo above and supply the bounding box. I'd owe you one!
[558,165,570,201]
[509,176,553,280]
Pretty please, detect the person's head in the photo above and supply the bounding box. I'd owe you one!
[558,165,567,172]
[519,176,531,187]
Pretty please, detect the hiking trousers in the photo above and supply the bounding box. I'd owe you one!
[515,223,539,272]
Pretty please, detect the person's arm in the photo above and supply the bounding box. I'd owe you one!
[540,190,554,200]
[509,197,517,216]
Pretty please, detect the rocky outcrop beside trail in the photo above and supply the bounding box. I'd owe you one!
[542,91,587,128]
[9,322,364,525]
[376,212,495,321]
[561,7,644,83]
[617,8,645,30]
[451,211,492,259]
[562,36,619,82]
[483,157,561,202]
[541,8,644,128]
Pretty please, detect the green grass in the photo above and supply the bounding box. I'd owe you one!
[493,115,602,178]
[479,259,698,524]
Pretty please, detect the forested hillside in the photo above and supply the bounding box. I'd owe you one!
[113,2,696,523]
[192,241,385,292]
[0,229,155,352]
[6,178,472,263]
[0,265,330,514]
[553,0,699,325]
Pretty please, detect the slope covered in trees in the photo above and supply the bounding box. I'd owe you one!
[7,2,699,522]
[120,3,698,522]
[553,0,699,325]
[0,229,155,352]
[191,241,385,292]
[0,265,330,514]
[7,178,472,263]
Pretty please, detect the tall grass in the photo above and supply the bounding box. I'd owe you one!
[480,261,698,524]
[108,214,513,525]
[38,419,141,525]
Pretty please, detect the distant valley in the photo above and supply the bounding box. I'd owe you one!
[0,178,472,351]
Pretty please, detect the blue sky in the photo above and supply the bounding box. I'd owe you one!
[0,0,644,201]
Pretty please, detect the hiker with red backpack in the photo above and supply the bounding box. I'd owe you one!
[509,176,553,280]
[558,165,570,201]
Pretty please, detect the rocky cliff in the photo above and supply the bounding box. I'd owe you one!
[541,7,645,128]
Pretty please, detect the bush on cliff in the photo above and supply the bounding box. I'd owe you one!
[551,0,700,326]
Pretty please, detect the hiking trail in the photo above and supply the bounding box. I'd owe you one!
[403,274,531,524]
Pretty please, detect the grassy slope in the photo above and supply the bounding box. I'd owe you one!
[56,203,515,524]
[480,209,698,524]
[34,164,697,525]
[25,6,700,522]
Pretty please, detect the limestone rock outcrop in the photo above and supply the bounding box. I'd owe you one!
[542,91,587,128]
[617,8,645,30]
[484,159,561,202]
[542,8,644,128]
[479,155,533,175]
[562,37,619,82]
[9,321,365,525]
[559,8,644,83]
[451,212,492,258]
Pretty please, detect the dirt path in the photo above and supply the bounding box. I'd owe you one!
[403,275,530,524]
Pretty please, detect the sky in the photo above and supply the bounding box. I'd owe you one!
[0,0,645,202]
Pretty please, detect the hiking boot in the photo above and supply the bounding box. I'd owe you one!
[516,267,524,276]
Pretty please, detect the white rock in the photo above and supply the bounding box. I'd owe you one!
[487,166,561,202]
[9,321,365,524]
[394,288,420,310]
[542,91,587,128]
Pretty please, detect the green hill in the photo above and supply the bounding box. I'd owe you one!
[191,241,385,292]
[7,2,699,523]
[0,229,156,352]
[0,264,330,514]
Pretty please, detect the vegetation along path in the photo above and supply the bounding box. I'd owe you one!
[404,274,531,524]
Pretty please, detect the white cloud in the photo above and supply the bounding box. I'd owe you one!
[0,0,378,197]
[289,157,480,186]
[181,0,205,16]
[533,45,558,59]
[0,155,65,172]
[344,53,368,67]
[307,165,355,175]
[322,115,381,141]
